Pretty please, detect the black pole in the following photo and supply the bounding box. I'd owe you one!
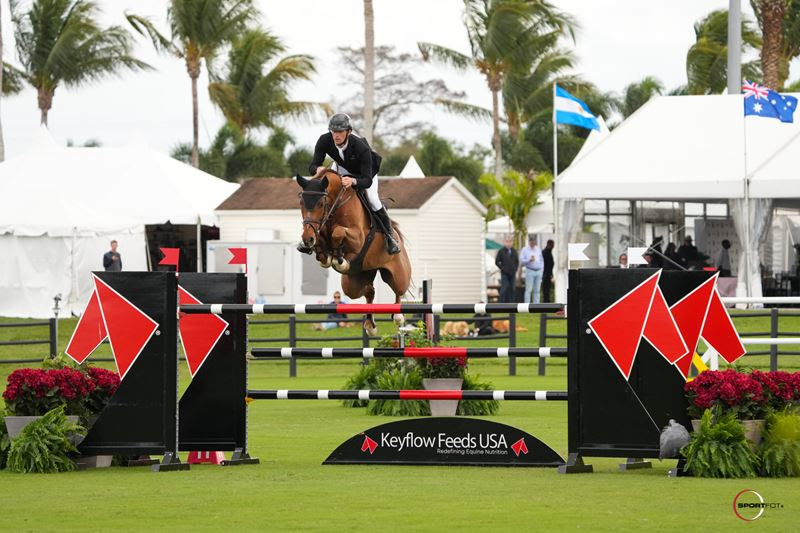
[289,316,297,377]
[508,313,516,376]
[48,317,58,358]
[538,314,547,376]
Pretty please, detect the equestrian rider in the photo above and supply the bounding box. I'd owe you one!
[306,113,400,255]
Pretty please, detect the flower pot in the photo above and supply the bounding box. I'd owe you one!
[4,415,81,441]
[742,419,766,446]
[422,378,463,417]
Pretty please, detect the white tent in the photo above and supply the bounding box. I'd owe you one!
[0,130,239,317]
[554,94,800,300]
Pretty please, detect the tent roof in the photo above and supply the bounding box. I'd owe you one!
[0,130,238,236]
[556,94,800,201]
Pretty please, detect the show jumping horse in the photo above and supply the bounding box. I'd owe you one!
[296,171,412,334]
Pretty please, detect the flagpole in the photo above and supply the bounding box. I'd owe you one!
[741,88,752,298]
[552,83,561,299]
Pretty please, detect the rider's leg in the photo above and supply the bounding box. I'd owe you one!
[366,178,400,255]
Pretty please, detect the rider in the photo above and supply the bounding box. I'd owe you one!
[306,113,400,255]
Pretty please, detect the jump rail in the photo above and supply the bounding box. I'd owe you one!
[246,389,568,401]
[722,297,800,304]
[250,347,567,359]
[182,303,564,315]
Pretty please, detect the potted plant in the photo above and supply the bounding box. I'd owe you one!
[684,369,769,444]
[682,407,759,478]
[2,368,92,439]
[5,405,84,473]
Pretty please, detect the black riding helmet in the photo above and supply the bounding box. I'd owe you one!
[328,113,352,132]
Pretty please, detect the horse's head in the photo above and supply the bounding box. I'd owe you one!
[296,173,336,249]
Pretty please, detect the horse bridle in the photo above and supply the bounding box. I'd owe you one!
[300,185,354,242]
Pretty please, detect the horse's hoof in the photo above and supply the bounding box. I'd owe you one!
[320,256,332,268]
[334,259,350,273]
[393,314,405,327]
[364,321,379,337]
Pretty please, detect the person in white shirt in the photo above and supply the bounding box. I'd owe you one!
[519,235,544,304]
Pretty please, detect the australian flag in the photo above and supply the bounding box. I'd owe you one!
[743,80,797,123]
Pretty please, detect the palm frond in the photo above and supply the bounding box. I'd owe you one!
[435,98,492,121]
[418,42,473,71]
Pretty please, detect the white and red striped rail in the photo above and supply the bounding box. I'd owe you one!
[246,389,568,401]
[181,302,564,315]
[250,347,567,359]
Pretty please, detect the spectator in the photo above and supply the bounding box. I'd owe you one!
[677,236,699,269]
[618,253,628,268]
[313,292,349,330]
[520,235,544,304]
[717,239,732,277]
[495,235,519,303]
[541,239,555,302]
[103,240,122,271]
[664,242,681,269]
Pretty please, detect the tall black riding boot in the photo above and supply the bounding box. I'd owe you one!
[374,207,401,255]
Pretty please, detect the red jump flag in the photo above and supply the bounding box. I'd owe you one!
[159,247,180,268]
[228,247,248,274]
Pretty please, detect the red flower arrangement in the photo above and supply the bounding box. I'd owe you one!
[3,367,120,417]
[684,369,800,420]
[85,367,121,415]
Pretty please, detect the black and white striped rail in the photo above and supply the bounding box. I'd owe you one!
[246,389,568,401]
[181,302,564,315]
[250,347,567,359]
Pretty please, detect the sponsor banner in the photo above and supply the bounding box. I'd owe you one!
[323,417,564,467]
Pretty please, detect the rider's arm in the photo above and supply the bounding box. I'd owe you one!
[353,144,374,189]
[308,135,328,175]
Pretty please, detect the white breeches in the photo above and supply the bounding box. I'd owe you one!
[332,162,382,211]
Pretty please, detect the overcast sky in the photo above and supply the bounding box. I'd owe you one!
[1,0,758,159]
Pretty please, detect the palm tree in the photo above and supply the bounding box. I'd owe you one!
[171,123,291,181]
[207,29,327,135]
[419,0,575,178]
[501,30,578,141]
[127,0,257,167]
[480,169,551,248]
[363,0,375,145]
[751,0,800,89]
[686,9,761,94]
[8,0,147,126]
[613,76,664,119]
[752,0,787,89]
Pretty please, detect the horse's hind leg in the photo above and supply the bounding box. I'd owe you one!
[378,264,410,327]
[341,270,378,336]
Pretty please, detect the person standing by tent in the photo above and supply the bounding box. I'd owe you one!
[716,239,732,277]
[495,235,519,303]
[541,239,555,302]
[103,240,122,271]
[520,235,544,304]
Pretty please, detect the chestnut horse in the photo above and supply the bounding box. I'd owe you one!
[296,171,412,334]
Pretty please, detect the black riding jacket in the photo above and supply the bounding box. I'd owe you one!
[308,132,382,190]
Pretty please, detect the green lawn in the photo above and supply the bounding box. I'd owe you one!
[0,314,799,531]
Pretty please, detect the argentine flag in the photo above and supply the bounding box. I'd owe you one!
[555,85,600,131]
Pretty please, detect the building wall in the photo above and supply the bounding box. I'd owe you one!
[384,184,485,304]
[216,210,301,243]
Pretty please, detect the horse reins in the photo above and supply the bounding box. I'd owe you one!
[301,184,355,244]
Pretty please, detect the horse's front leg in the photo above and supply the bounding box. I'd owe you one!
[392,292,405,327]
[330,226,351,273]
